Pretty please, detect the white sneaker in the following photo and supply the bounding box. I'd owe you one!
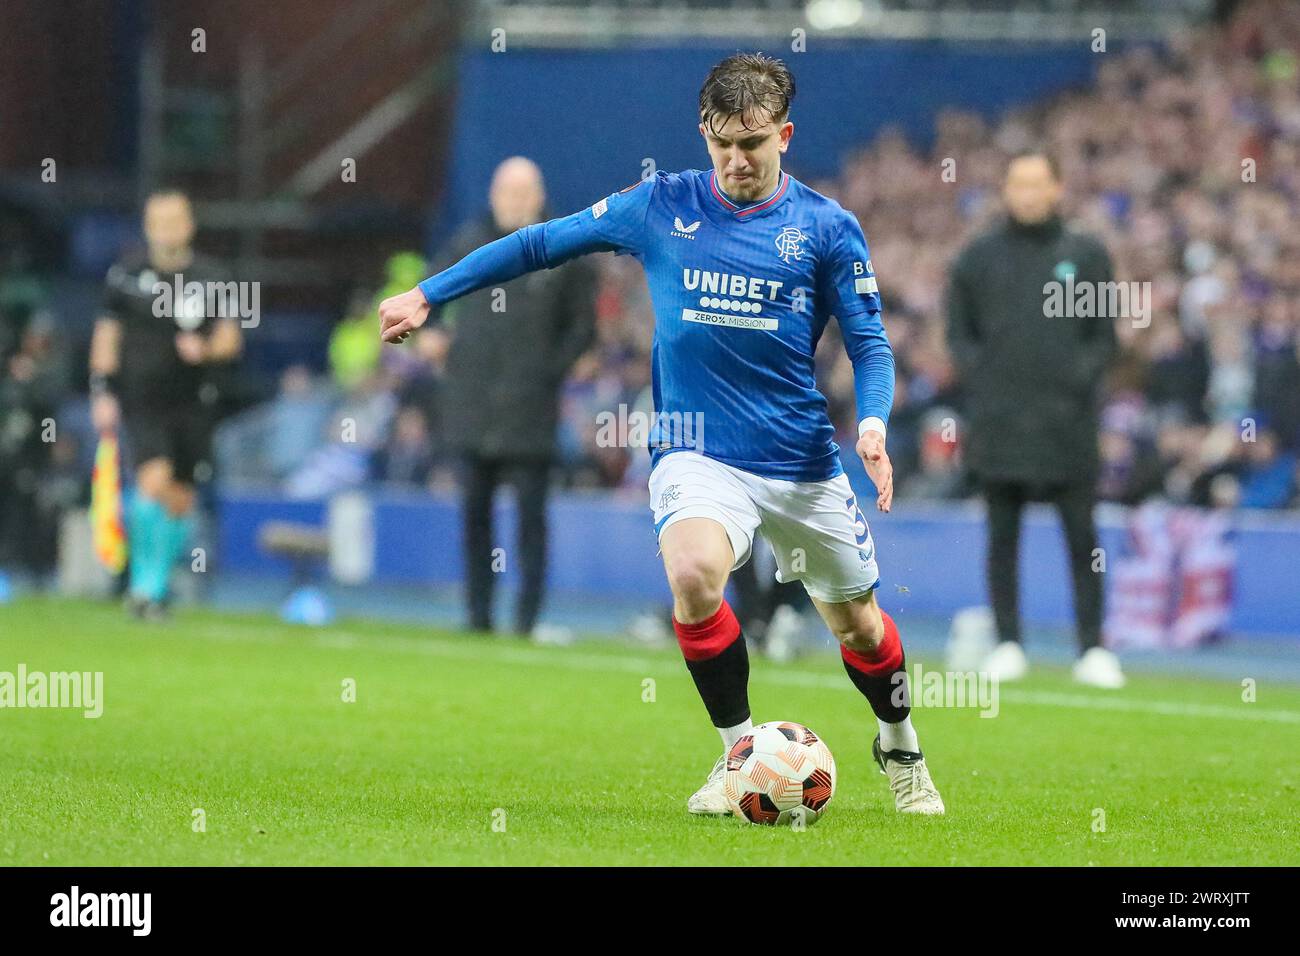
[529,623,575,646]
[981,640,1028,682]
[764,605,805,664]
[873,736,945,815]
[686,753,730,816]
[1073,646,1126,689]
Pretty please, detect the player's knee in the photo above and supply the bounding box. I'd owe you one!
[665,556,726,621]
[832,609,885,657]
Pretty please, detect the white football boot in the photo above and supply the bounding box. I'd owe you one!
[981,640,1028,682]
[764,605,805,664]
[873,736,946,815]
[686,753,730,816]
[1073,646,1126,689]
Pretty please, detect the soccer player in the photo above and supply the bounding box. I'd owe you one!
[90,190,242,619]
[380,54,944,814]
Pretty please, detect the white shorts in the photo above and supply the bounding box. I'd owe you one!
[649,451,880,604]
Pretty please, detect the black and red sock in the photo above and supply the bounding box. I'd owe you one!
[840,609,910,722]
[674,601,750,729]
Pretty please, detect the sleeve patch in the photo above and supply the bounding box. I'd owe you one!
[592,198,609,219]
[854,276,879,294]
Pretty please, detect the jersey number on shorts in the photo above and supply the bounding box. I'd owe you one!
[845,496,870,548]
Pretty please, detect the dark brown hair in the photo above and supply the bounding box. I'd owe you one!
[699,53,796,135]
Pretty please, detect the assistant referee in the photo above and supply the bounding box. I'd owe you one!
[90,189,241,618]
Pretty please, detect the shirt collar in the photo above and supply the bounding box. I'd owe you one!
[708,170,790,218]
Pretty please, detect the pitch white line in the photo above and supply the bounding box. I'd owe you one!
[993,688,1300,724]
[183,621,1300,725]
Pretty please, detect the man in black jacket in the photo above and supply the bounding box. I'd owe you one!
[946,151,1124,688]
[433,157,597,635]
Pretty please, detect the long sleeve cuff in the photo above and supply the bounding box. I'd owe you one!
[417,228,544,307]
[858,416,887,440]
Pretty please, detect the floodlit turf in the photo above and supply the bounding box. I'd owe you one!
[1,597,1296,866]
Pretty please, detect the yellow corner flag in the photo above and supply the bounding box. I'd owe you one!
[91,432,128,574]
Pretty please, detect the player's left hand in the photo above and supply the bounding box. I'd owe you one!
[856,430,893,513]
[379,288,431,344]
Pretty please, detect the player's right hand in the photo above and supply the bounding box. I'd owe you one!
[92,393,120,433]
[379,288,431,344]
[856,429,894,513]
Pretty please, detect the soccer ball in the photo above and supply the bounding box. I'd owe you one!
[723,721,836,826]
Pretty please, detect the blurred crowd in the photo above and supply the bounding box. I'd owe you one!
[624,4,1279,509]
[812,0,1300,510]
[297,0,1300,512]
[264,0,1298,509]
[4,0,1300,554]
[0,223,83,577]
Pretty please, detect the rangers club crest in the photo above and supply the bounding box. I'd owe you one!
[774,226,807,263]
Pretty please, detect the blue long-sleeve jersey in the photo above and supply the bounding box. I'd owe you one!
[418,168,894,481]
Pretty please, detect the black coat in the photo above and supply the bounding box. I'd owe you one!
[946,215,1117,484]
[435,217,598,461]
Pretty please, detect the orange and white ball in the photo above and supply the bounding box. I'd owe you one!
[723,721,836,826]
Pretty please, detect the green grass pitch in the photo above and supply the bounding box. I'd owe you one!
[1,597,1296,866]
